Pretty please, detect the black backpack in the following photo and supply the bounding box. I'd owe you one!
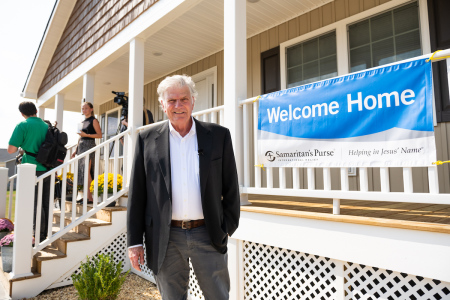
[26,121,68,170]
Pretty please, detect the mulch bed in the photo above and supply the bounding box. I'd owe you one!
[25,273,161,300]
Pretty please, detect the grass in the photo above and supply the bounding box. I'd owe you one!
[5,190,16,222]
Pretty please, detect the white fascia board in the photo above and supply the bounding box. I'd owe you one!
[23,0,77,96]
[37,0,203,107]
[234,211,450,283]
[20,91,38,99]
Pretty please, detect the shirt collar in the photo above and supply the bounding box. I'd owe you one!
[168,118,196,139]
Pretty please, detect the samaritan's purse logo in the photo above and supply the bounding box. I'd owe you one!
[265,151,276,162]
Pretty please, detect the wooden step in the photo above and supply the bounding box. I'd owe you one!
[33,245,67,274]
[31,214,114,276]
[34,246,66,262]
[62,201,127,222]
[50,225,89,254]
[53,210,112,226]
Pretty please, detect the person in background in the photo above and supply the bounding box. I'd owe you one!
[120,107,155,128]
[7,101,50,242]
[120,107,154,146]
[71,101,102,203]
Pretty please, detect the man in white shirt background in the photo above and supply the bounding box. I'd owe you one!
[127,75,240,300]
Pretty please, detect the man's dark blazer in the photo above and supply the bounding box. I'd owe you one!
[127,119,240,275]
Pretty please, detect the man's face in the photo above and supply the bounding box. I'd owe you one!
[162,85,194,128]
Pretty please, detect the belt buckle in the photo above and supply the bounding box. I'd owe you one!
[181,220,191,230]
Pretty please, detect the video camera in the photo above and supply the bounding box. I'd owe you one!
[112,91,128,121]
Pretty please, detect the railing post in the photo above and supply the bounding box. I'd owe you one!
[0,168,8,218]
[11,164,35,279]
[228,238,244,300]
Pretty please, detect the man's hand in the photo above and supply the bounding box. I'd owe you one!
[128,246,145,271]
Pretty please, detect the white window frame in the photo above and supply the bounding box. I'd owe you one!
[101,106,123,159]
[280,0,431,90]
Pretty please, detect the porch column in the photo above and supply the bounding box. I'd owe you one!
[38,106,45,119]
[126,38,144,185]
[55,93,64,131]
[83,73,95,103]
[10,164,36,279]
[224,0,250,208]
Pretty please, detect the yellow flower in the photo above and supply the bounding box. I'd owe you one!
[90,173,123,196]
[57,172,74,182]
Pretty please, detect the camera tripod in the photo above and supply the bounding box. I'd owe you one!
[108,117,127,157]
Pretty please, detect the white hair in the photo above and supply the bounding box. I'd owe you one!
[157,75,198,108]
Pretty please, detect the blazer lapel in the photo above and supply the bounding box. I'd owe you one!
[156,122,172,200]
[195,119,212,200]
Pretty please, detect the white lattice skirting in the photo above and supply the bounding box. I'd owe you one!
[49,231,130,289]
[244,241,450,300]
[49,234,450,300]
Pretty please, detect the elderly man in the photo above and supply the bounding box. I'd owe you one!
[127,75,240,300]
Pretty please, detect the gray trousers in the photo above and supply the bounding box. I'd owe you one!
[156,225,230,300]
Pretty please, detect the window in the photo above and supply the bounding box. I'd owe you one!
[349,3,421,72]
[286,32,337,88]
[261,47,281,94]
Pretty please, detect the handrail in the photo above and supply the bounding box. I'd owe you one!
[30,127,130,253]
[36,128,130,181]
[239,96,259,107]
[33,188,128,253]
[192,105,224,116]
[427,49,450,62]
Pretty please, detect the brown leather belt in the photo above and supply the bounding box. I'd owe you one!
[171,219,205,230]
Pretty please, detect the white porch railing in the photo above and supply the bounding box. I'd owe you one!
[0,129,130,278]
[240,95,449,206]
[239,51,450,212]
[192,105,225,125]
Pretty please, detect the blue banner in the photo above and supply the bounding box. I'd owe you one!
[258,59,436,167]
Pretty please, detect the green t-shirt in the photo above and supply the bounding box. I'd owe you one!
[9,117,49,171]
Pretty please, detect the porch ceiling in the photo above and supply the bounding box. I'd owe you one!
[56,0,332,108]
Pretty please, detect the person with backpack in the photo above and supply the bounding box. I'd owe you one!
[71,102,102,203]
[7,101,51,241]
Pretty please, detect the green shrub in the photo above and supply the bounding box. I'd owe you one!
[72,253,129,300]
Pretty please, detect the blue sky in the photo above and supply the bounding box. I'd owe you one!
[0,1,81,149]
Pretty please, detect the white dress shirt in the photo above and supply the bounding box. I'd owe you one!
[129,120,204,249]
[169,119,204,221]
